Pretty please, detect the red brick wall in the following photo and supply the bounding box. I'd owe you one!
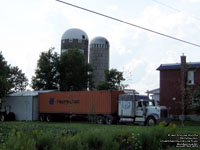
[160,69,182,115]
[159,68,200,115]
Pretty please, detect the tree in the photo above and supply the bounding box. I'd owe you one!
[31,48,60,90]
[0,52,28,98]
[59,48,94,91]
[9,66,29,93]
[97,69,126,90]
[0,52,11,98]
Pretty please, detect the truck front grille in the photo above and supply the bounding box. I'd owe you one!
[160,109,168,118]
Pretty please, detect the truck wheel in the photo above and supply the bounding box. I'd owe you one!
[0,114,5,121]
[7,112,15,121]
[96,116,104,124]
[105,116,113,125]
[146,117,156,126]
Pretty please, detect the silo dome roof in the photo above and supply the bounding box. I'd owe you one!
[90,36,109,45]
[62,28,88,40]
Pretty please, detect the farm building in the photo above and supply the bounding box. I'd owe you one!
[1,90,55,121]
[157,55,200,121]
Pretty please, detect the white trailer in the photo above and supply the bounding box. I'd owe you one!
[0,90,55,121]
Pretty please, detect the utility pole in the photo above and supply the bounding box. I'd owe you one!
[180,54,187,127]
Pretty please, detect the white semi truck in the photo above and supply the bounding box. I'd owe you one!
[118,94,169,126]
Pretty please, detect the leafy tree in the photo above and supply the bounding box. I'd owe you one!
[59,48,94,91]
[0,52,11,98]
[31,48,60,90]
[9,66,29,93]
[97,69,126,90]
[0,52,28,98]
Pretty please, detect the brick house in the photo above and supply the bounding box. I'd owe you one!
[157,56,200,120]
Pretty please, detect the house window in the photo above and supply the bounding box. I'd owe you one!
[187,71,194,85]
[69,39,73,43]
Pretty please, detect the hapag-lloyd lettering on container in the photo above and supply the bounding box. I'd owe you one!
[57,99,80,104]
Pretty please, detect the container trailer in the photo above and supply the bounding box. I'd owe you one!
[38,90,169,125]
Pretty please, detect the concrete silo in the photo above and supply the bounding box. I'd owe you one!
[89,36,109,87]
[61,28,89,63]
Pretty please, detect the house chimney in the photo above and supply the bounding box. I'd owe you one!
[181,54,186,67]
[180,54,187,89]
[180,54,187,86]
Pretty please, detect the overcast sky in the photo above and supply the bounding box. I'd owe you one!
[1,0,200,94]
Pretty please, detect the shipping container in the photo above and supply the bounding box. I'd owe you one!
[39,91,124,115]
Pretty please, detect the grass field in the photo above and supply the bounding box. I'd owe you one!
[0,121,199,150]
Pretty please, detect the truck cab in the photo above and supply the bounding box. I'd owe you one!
[118,94,169,125]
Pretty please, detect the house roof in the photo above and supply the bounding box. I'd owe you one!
[146,88,160,94]
[157,62,200,71]
[9,90,57,97]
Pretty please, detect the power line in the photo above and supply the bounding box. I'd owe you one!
[152,0,200,21]
[56,0,200,48]
[152,0,181,13]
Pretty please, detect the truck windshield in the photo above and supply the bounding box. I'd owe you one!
[143,101,155,106]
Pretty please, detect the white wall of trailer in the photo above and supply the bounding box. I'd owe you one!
[2,96,38,121]
[1,90,55,121]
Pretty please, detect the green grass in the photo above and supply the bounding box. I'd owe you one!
[0,121,145,146]
[172,120,200,126]
[0,121,199,150]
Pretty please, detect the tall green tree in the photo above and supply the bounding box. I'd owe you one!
[31,48,59,90]
[0,52,28,98]
[97,69,126,90]
[9,66,29,93]
[0,52,11,98]
[59,48,94,91]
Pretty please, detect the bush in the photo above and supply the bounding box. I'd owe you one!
[35,131,54,150]
[1,123,180,150]
[82,131,104,150]
[114,132,134,150]
[102,138,119,150]
[137,124,177,150]
[51,135,84,150]
[2,129,36,150]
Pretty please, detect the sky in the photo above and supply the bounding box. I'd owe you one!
[1,0,200,94]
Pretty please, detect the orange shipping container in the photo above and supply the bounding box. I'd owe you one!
[39,91,124,115]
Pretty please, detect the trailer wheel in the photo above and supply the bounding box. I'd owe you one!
[0,114,5,121]
[146,117,156,126]
[96,116,104,124]
[105,116,113,125]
